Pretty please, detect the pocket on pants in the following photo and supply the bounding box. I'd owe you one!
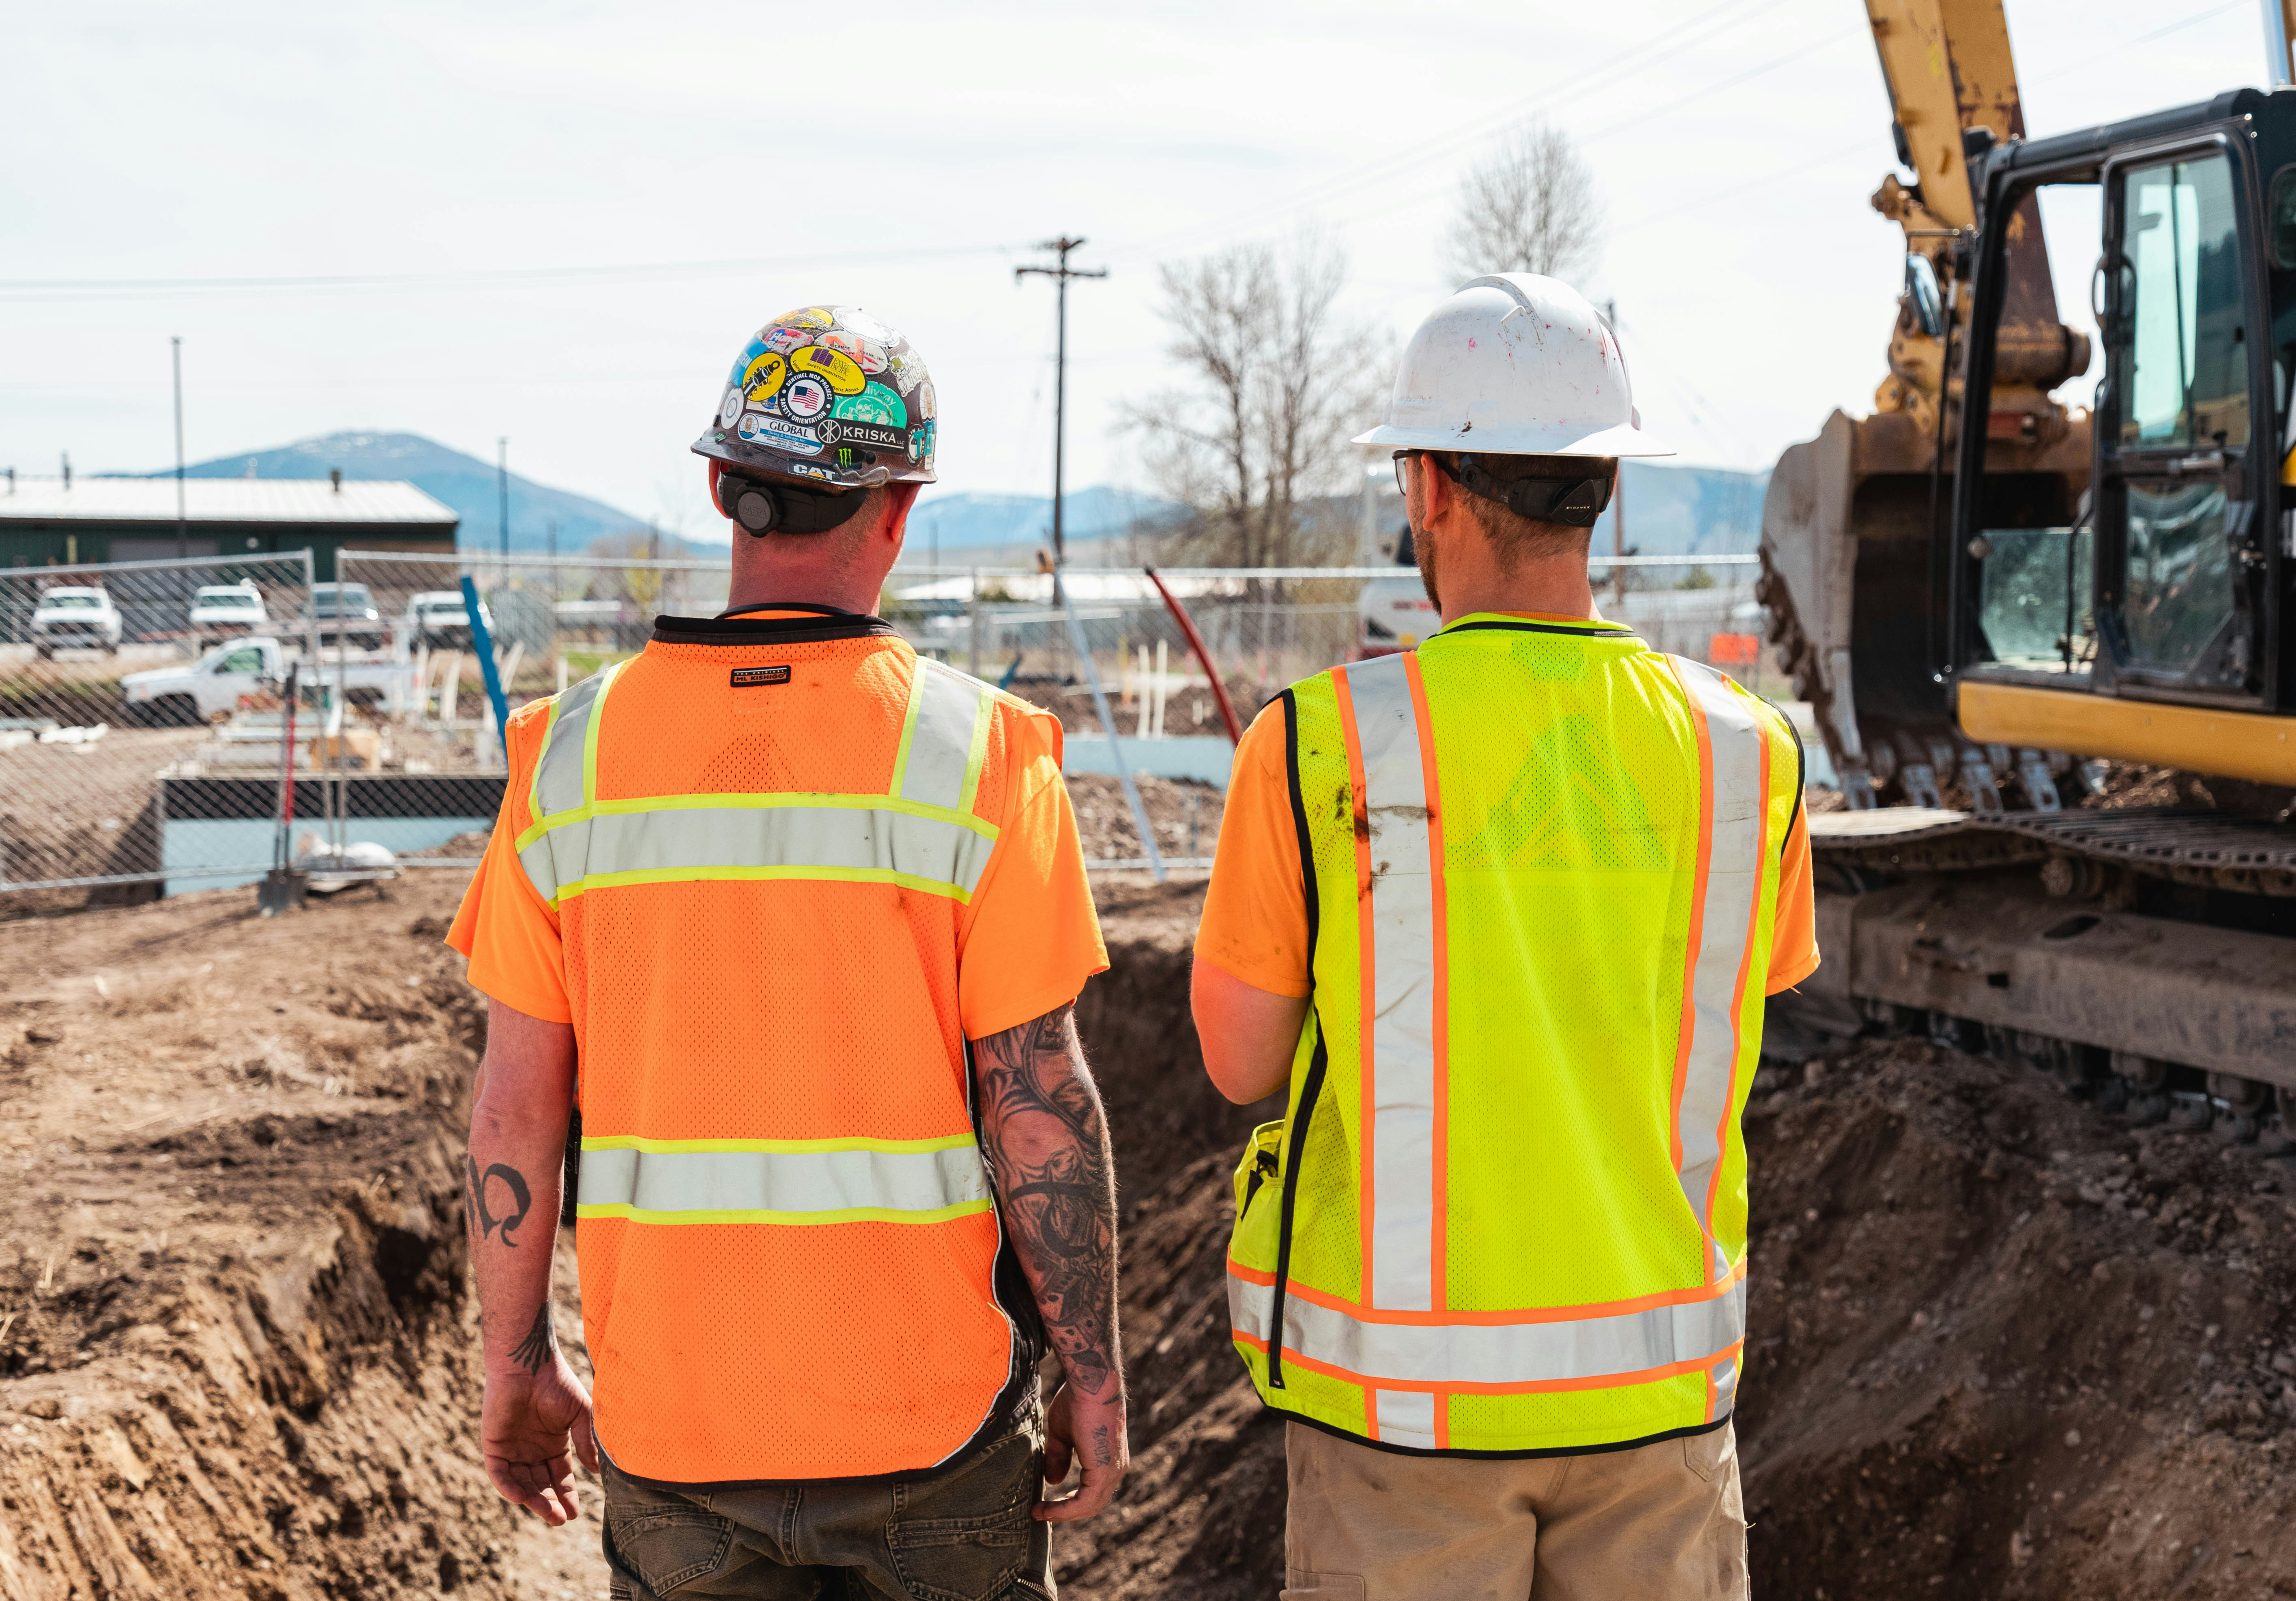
[605,1478,736,1596]
[888,1423,1042,1601]
[1281,1570,1368,1600]
[1682,1423,1735,1485]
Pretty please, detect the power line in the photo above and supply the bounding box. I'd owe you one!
[0,243,1018,303]
[1101,0,1806,264]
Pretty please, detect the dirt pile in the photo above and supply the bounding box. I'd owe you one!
[0,877,603,1600]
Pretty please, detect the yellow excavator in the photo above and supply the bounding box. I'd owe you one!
[1759,0,2296,1137]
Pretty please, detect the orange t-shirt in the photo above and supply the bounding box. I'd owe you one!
[447,612,1108,1041]
[1195,685,1820,1000]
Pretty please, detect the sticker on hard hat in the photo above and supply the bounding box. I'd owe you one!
[817,331,889,374]
[832,381,907,428]
[717,385,744,430]
[906,421,936,467]
[741,351,789,403]
[784,461,836,482]
[780,373,833,423]
[789,345,868,397]
[737,412,823,455]
[821,418,907,453]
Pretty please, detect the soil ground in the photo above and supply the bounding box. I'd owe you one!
[9,869,2296,1597]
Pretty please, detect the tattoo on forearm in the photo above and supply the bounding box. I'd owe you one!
[510,1301,556,1376]
[973,1004,1121,1398]
[466,1156,536,1250]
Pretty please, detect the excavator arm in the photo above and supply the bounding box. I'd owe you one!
[1863,0,2086,437]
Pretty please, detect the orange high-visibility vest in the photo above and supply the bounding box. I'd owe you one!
[515,607,1042,1485]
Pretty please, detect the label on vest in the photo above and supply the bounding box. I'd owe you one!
[731,665,792,688]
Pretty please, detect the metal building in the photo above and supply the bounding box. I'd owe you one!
[0,475,457,581]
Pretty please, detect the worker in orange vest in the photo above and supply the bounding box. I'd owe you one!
[447,304,1127,1599]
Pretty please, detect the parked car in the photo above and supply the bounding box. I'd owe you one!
[30,586,122,657]
[399,588,493,650]
[305,582,385,651]
[188,582,268,647]
[120,636,412,726]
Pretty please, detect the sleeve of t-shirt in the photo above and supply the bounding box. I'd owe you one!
[1192,700,1312,1000]
[958,707,1110,1040]
[445,704,573,1024]
[1766,805,1819,994]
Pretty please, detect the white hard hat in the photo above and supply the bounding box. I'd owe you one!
[1353,274,1672,458]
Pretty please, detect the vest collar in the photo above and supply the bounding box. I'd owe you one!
[1431,611,1639,642]
[651,602,904,646]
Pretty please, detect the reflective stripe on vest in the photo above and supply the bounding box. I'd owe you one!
[1229,1260,1748,1393]
[576,1135,993,1228]
[1229,643,1782,1453]
[514,656,999,908]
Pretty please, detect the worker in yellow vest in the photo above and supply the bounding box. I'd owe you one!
[449,305,1125,1599]
[1192,274,1816,1600]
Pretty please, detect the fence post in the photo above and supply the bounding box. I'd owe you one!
[968,568,981,679]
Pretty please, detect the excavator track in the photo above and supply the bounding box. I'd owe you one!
[1813,806,2296,899]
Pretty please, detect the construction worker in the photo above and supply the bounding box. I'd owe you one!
[1191,274,1816,1600]
[447,304,1126,1600]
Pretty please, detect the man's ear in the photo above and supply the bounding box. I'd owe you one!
[1418,455,1456,528]
[877,481,924,546]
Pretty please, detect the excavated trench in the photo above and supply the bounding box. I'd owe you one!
[7,874,2296,1597]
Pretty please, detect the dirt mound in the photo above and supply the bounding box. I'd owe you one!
[0,876,602,1600]
[1739,1038,2296,1598]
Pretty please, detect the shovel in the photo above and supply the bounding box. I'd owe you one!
[258,662,307,916]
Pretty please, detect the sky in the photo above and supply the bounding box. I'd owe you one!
[0,0,2270,544]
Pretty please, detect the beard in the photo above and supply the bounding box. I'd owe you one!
[1413,521,1440,613]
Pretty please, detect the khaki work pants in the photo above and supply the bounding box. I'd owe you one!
[1281,1420,1749,1601]
[601,1397,1052,1600]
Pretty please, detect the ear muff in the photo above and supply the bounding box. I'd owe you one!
[712,463,870,538]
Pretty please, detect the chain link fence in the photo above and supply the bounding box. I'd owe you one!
[0,548,1764,903]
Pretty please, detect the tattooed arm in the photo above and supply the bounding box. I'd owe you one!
[971,1002,1129,1523]
[466,999,597,1526]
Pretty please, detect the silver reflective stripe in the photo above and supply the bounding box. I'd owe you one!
[533,663,617,820]
[578,1142,991,1220]
[517,649,999,908]
[1227,1268,1748,1444]
[521,804,995,906]
[1708,1352,1740,1421]
[896,660,993,812]
[1339,656,1440,1314]
[1668,657,1770,1279]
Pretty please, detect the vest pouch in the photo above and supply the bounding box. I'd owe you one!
[1233,1119,1286,1219]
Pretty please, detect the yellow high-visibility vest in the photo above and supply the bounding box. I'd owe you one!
[1226,614,1804,1456]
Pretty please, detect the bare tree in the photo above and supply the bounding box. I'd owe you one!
[1442,121,1603,286]
[1122,231,1379,572]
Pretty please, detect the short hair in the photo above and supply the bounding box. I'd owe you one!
[1454,457,1614,573]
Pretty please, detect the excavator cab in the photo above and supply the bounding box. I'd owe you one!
[1950,90,2296,783]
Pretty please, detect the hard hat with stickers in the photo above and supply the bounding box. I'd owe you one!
[693,305,937,489]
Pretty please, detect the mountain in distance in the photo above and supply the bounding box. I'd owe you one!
[142,431,682,556]
[904,486,1185,563]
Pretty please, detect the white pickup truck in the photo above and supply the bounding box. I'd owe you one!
[120,637,412,727]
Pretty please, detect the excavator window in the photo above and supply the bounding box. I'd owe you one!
[2100,149,2253,690]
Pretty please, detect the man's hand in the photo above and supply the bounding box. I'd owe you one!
[481,1349,600,1526]
[1037,1380,1129,1523]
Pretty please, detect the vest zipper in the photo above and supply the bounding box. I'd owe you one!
[1264,1027,1328,1392]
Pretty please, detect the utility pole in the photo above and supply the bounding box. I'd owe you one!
[1015,236,1108,567]
[171,337,187,559]
[497,438,510,570]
